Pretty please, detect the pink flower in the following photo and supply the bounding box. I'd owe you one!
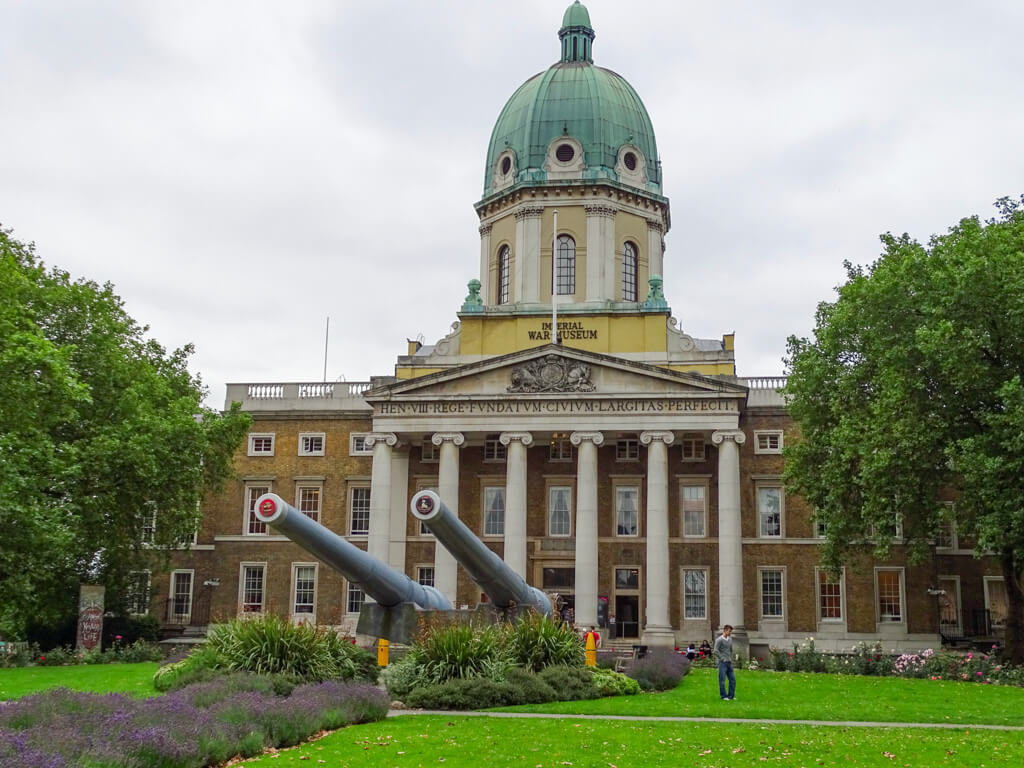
[976,671,982,676]
[114,635,123,641]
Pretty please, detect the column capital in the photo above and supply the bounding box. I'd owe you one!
[431,431,465,447]
[711,429,746,446]
[364,432,398,448]
[646,219,665,234]
[499,431,534,447]
[478,223,493,236]
[584,203,618,219]
[640,430,675,446]
[514,205,545,221]
[570,431,604,447]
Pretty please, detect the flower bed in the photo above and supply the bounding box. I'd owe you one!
[0,673,388,768]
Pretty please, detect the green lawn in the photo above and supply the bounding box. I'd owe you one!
[499,668,1024,726]
[241,715,1024,767]
[0,662,159,700]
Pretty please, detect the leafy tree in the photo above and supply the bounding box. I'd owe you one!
[783,197,1024,663]
[0,227,250,638]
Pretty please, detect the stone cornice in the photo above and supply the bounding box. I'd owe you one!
[514,205,545,221]
[584,203,618,219]
[646,219,665,233]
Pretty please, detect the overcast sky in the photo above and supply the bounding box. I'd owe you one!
[3,0,1022,407]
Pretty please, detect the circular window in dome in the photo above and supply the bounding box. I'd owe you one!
[500,156,512,175]
[623,151,638,171]
[556,144,576,163]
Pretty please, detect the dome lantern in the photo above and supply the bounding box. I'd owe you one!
[559,1,595,63]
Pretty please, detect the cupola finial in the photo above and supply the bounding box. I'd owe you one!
[558,1,595,63]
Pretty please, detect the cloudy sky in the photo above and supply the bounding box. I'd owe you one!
[3,0,1022,407]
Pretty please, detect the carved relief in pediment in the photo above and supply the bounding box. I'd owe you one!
[507,354,597,393]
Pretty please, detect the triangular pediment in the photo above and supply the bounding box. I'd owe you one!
[365,345,747,401]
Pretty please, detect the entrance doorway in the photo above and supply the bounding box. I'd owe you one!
[615,595,640,639]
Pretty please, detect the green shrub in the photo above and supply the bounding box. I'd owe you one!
[504,666,558,703]
[116,639,164,663]
[37,646,77,666]
[591,667,641,697]
[153,643,228,691]
[594,651,619,670]
[380,654,426,700]
[408,619,505,683]
[536,665,599,700]
[503,612,585,672]
[0,642,39,668]
[204,614,369,682]
[405,677,523,710]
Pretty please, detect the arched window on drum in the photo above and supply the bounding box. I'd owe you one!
[556,235,575,296]
[622,241,638,302]
[496,245,510,305]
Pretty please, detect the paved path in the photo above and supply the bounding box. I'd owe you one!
[387,710,1024,731]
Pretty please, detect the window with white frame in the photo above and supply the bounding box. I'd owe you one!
[293,564,316,616]
[417,566,435,587]
[240,564,266,613]
[296,486,321,521]
[815,514,828,538]
[754,430,783,454]
[347,582,364,614]
[757,485,782,537]
[935,503,956,549]
[170,570,193,619]
[483,487,505,536]
[245,484,270,535]
[555,234,575,295]
[484,434,506,461]
[549,438,573,462]
[616,438,639,462]
[349,433,371,456]
[876,568,904,622]
[681,484,706,537]
[817,568,843,621]
[760,569,784,619]
[349,486,370,536]
[680,434,705,461]
[615,486,639,537]
[682,568,707,619]
[140,503,156,545]
[248,433,275,456]
[126,571,151,615]
[985,577,1008,628]
[872,513,904,542]
[421,437,439,463]
[548,486,572,536]
[298,433,325,456]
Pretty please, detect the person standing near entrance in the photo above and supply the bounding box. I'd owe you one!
[714,624,736,700]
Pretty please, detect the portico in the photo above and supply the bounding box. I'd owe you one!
[363,344,748,646]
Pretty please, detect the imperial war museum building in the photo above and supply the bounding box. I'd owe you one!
[148,2,1008,657]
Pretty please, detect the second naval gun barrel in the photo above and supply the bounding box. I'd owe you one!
[253,493,451,611]
[410,490,551,615]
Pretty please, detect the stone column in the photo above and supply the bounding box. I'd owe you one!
[432,432,465,604]
[712,429,747,654]
[500,431,533,578]
[640,430,675,647]
[388,448,410,572]
[478,223,492,304]
[571,431,604,627]
[585,204,617,302]
[364,432,397,566]
[647,219,665,283]
[514,206,543,304]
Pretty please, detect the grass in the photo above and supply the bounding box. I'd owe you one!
[240,715,1024,767]
[499,668,1024,726]
[0,662,159,700]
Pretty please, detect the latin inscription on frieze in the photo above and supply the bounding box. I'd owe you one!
[375,398,738,416]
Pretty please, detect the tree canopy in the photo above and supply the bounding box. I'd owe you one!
[0,227,250,638]
[783,197,1024,663]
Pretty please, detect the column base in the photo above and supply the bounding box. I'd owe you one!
[640,625,676,648]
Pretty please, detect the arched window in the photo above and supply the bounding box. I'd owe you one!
[622,242,638,301]
[556,235,575,296]
[496,245,510,304]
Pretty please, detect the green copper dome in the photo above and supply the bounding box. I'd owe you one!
[480,2,662,200]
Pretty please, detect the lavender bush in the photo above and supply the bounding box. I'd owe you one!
[624,649,691,691]
[0,673,388,768]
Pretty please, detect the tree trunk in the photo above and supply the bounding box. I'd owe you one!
[1000,551,1024,666]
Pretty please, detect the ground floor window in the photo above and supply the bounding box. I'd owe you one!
[170,570,193,619]
[417,566,435,587]
[876,568,904,623]
[817,569,843,621]
[985,577,1007,628]
[292,564,316,616]
[347,582,364,614]
[241,564,266,613]
[760,569,784,619]
[126,571,151,616]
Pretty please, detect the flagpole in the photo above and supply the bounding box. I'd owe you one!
[552,209,559,344]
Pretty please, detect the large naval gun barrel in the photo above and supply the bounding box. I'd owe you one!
[410,490,551,616]
[253,493,451,612]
